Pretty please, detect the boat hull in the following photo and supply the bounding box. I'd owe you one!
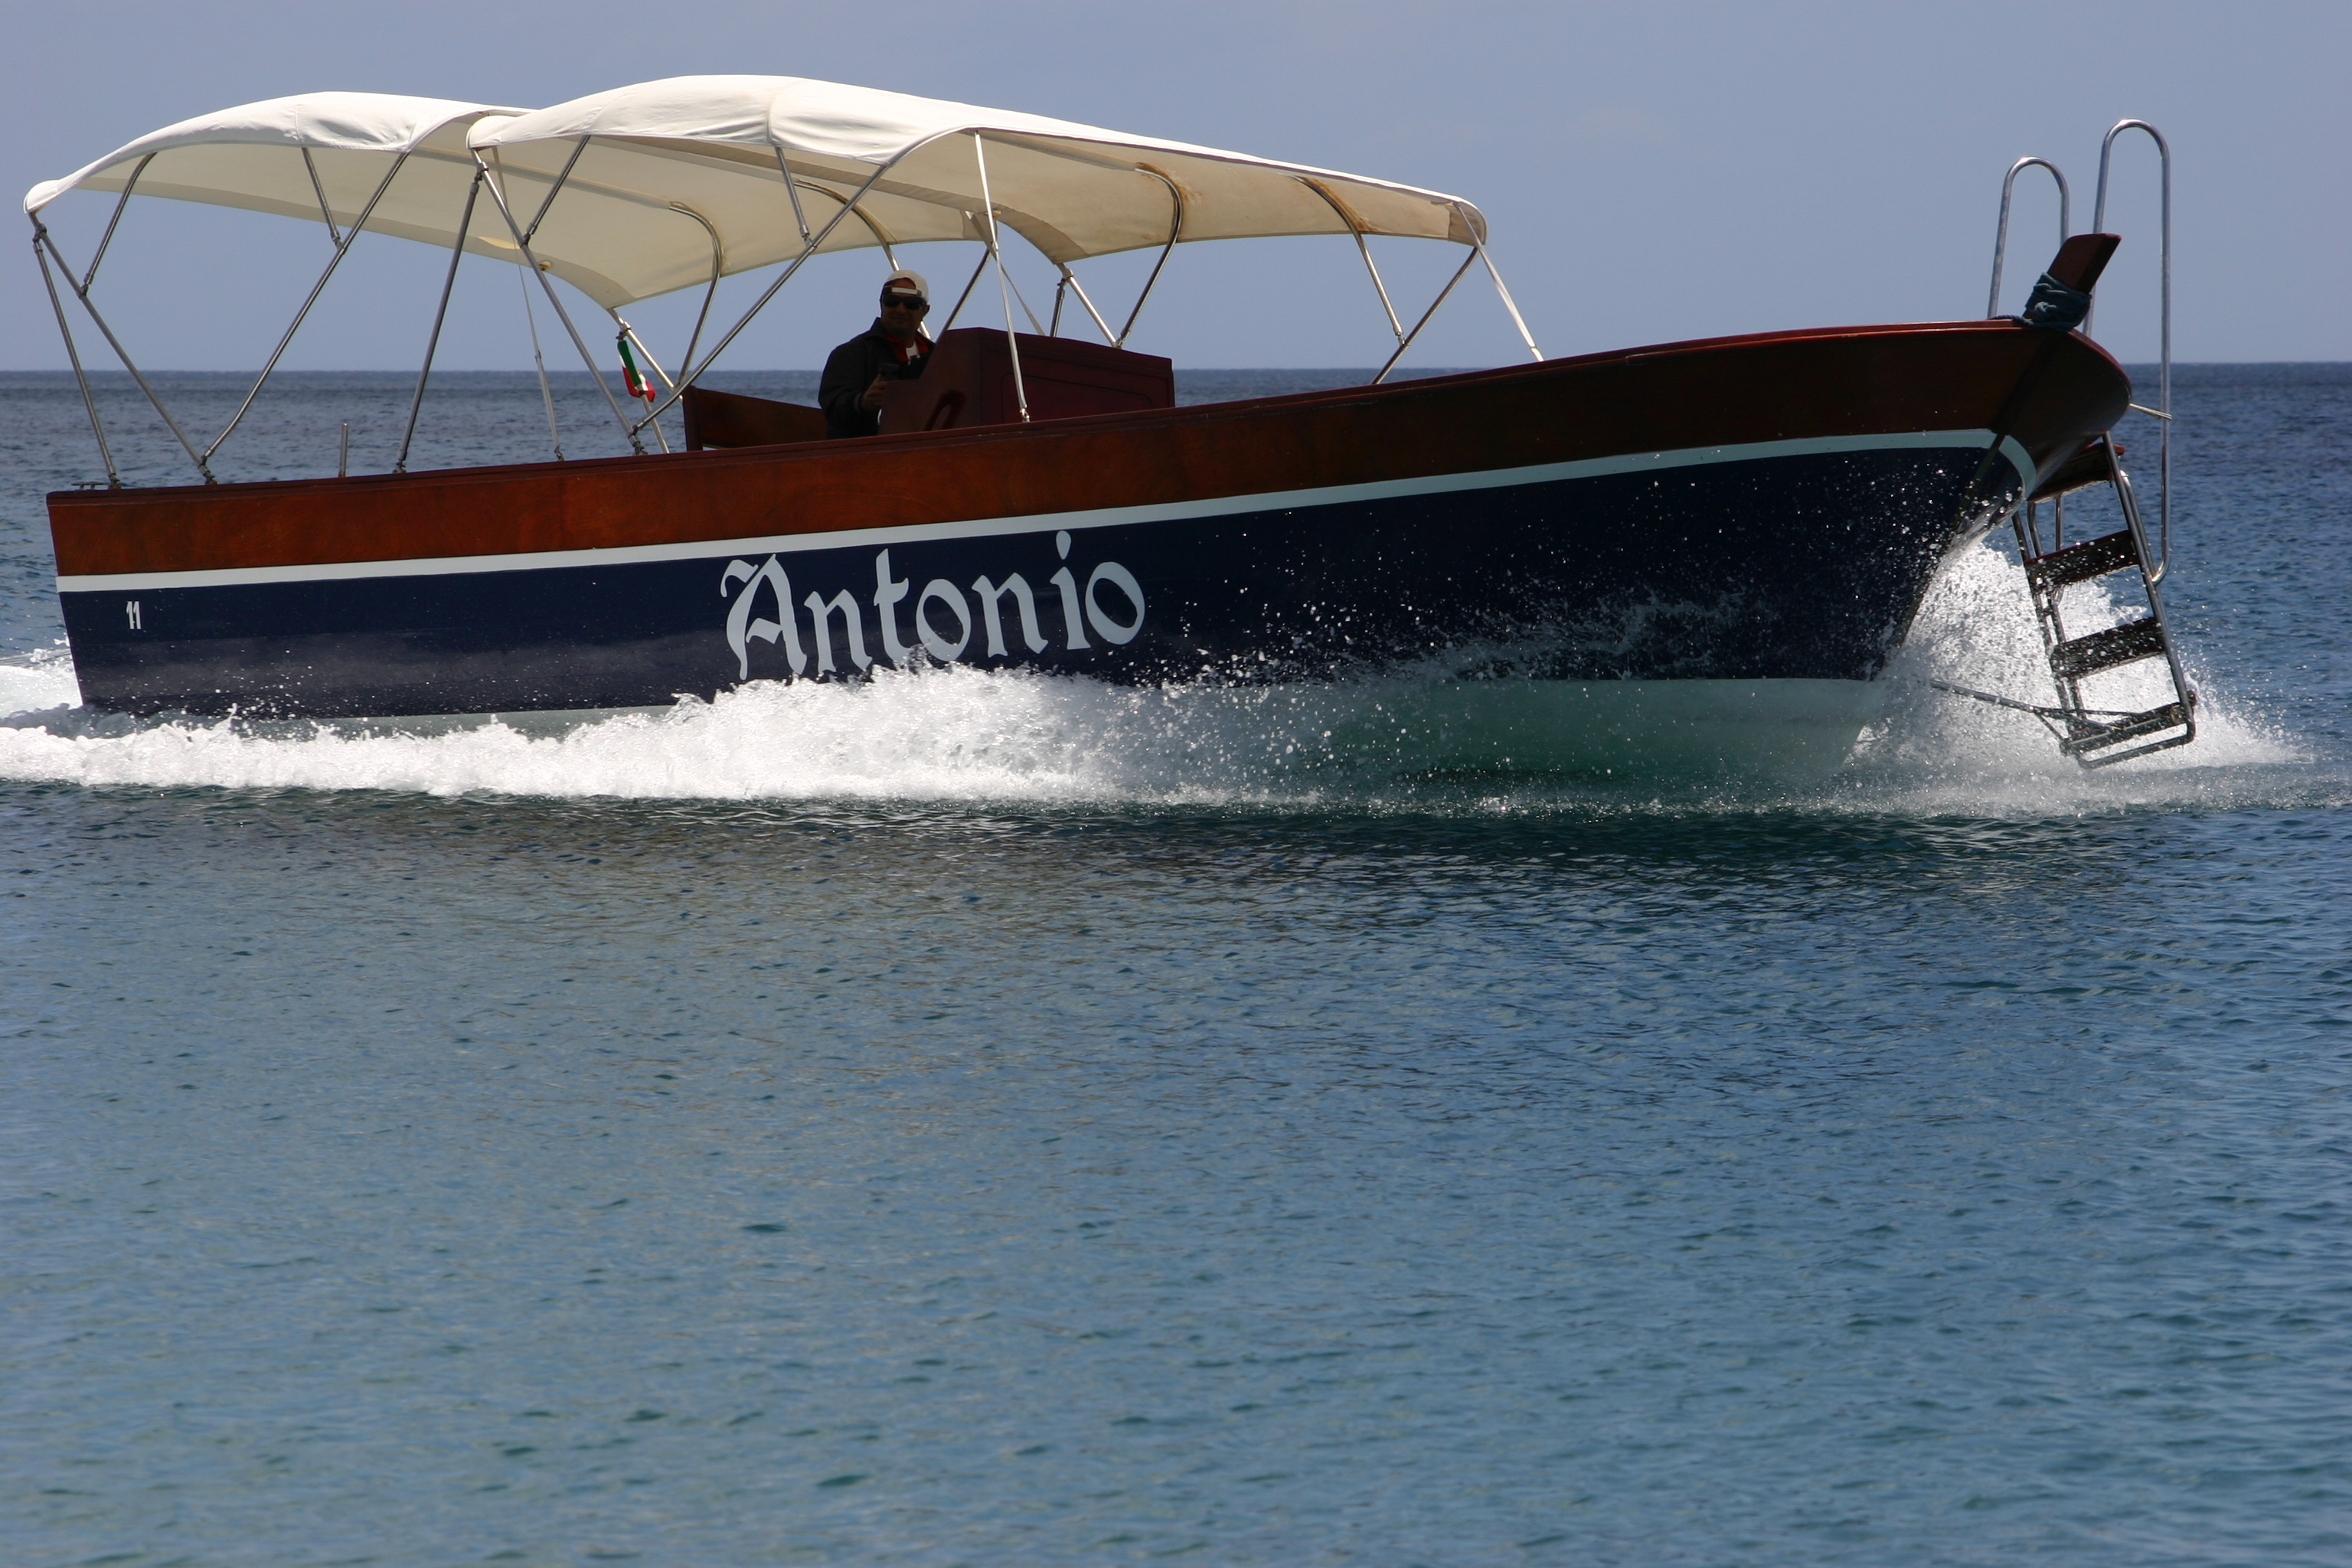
[49,320,2129,721]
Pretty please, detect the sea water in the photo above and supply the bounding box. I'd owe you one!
[1,368,2347,1566]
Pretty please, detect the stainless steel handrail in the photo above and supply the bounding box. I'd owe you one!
[1986,156,2069,316]
[2092,119,2171,580]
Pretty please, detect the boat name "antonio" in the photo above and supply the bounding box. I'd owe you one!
[720,529,1144,680]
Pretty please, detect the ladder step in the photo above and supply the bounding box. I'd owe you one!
[2061,700,2193,755]
[2026,529,2141,590]
[2050,616,2168,678]
[2031,441,2114,502]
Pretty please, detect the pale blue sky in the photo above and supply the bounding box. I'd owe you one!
[6,0,2346,373]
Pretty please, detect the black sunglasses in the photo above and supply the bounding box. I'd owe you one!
[882,294,929,310]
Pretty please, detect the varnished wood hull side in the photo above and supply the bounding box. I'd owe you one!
[50,322,2128,718]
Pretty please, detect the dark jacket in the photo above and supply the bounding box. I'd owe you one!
[818,322,931,438]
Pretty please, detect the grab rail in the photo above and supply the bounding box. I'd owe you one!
[2092,120,2171,580]
[1986,157,2070,316]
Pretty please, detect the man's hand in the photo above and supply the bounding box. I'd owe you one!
[859,374,890,411]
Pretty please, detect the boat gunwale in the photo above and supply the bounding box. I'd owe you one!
[44,318,2125,512]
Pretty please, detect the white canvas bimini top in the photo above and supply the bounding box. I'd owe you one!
[24,93,532,265]
[462,76,1488,305]
[27,78,1489,312]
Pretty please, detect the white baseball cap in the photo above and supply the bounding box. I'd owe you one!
[882,269,929,302]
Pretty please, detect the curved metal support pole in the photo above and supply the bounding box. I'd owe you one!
[1116,167,1185,348]
[629,157,896,430]
[939,247,991,332]
[396,169,484,473]
[1472,232,1542,360]
[854,209,897,268]
[666,202,724,390]
[1987,156,2070,316]
[2092,119,2171,574]
[476,150,645,454]
[35,223,211,480]
[1372,247,1480,384]
[203,150,413,466]
[81,153,153,291]
[788,178,902,268]
[1299,178,1402,340]
[973,134,1030,422]
[31,219,121,487]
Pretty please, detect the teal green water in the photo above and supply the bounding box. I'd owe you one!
[2,368,2348,1566]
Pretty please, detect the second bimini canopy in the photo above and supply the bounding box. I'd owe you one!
[467,75,1489,307]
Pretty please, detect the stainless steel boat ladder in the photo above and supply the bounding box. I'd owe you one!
[1934,122,2194,768]
[2004,438,2195,764]
[1933,436,2195,766]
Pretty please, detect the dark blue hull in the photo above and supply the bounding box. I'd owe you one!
[58,436,2018,718]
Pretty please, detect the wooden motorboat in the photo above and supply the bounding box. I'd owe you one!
[27,77,2154,770]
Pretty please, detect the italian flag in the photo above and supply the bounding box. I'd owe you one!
[616,334,658,403]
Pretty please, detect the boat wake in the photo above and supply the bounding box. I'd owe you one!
[0,543,2317,816]
[1844,541,2308,811]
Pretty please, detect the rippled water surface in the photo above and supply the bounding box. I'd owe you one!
[2,368,2349,1566]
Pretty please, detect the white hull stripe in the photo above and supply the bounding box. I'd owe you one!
[59,430,2032,593]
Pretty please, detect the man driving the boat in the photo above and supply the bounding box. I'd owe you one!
[818,270,934,438]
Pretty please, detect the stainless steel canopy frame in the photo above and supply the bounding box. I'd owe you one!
[657,201,725,402]
[30,218,122,488]
[621,157,896,433]
[561,126,1536,426]
[31,136,543,485]
[972,132,1031,423]
[396,169,485,473]
[475,144,645,455]
[29,84,1547,486]
[32,215,213,482]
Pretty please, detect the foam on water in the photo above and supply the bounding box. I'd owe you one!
[0,654,1423,806]
[1837,540,2309,812]
[0,541,2318,813]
